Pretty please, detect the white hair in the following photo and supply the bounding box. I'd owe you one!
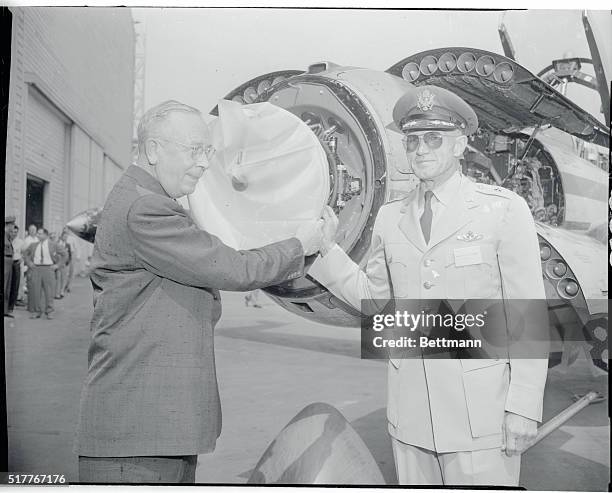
[137,100,203,155]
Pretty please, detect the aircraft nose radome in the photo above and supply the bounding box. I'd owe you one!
[65,207,102,243]
[65,213,87,234]
[247,402,385,485]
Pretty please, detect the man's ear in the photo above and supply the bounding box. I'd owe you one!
[453,134,468,157]
[145,139,160,165]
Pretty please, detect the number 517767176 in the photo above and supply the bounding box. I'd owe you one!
[5,474,67,484]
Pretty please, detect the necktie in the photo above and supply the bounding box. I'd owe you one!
[37,241,47,265]
[420,190,434,244]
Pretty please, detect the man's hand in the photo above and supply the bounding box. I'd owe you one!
[295,219,324,256]
[320,206,339,256]
[501,411,538,456]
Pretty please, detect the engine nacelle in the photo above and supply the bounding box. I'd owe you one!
[211,63,424,326]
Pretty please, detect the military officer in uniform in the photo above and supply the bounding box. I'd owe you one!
[310,86,548,486]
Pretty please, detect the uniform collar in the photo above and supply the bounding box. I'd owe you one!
[125,164,170,198]
[418,169,462,207]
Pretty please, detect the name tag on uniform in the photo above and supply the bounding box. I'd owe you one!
[454,246,483,266]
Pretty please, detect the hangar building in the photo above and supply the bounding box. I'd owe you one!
[4,7,134,243]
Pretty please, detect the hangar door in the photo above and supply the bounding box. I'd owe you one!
[25,87,70,233]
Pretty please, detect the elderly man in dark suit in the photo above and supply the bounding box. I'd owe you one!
[75,100,323,483]
[23,227,66,320]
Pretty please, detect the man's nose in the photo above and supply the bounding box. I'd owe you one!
[416,137,429,155]
[195,155,210,171]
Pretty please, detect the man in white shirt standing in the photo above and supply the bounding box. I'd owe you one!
[8,225,24,315]
[23,228,65,319]
[22,224,39,311]
[61,227,79,293]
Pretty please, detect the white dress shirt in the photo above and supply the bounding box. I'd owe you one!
[22,235,37,251]
[12,237,24,261]
[417,169,463,240]
[34,240,53,266]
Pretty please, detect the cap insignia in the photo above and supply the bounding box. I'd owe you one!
[417,89,435,112]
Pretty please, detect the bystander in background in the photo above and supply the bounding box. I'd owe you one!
[23,228,66,320]
[8,224,23,315]
[55,232,70,299]
[62,228,78,293]
[4,216,16,317]
[22,224,39,311]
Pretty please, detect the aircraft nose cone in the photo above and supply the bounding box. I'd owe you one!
[66,207,102,243]
[65,213,86,235]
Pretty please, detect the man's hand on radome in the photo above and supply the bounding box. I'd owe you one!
[295,219,325,256]
[319,206,339,256]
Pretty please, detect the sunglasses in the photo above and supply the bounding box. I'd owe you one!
[403,132,447,152]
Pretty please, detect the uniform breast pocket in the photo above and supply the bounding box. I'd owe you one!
[461,360,509,437]
[446,243,500,299]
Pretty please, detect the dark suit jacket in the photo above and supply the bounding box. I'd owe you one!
[75,165,304,456]
[23,240,66,268]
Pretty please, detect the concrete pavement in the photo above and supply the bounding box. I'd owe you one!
[4,276,609,489]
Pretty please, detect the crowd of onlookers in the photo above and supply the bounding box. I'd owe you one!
[4,216,80,320]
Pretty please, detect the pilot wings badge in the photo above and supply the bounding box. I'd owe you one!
[417,89,435,112]
[456,231,483,242]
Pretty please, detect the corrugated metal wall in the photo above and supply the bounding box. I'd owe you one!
[24,87,69,232]
[104,156,123,197]
[69,125,91,216]
[70,126,125,216]
[5,7,134,231]
[89,141,105,208]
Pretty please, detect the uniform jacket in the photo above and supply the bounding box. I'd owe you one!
[75,165,305,457]
[309,173,548,453]
[4,234,13,258]
[23,239,66,268]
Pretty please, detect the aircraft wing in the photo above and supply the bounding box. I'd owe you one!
[387,47,609,148]
[582,11,611,127]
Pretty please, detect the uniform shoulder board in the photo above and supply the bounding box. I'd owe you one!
[385,196,406,205]
[474,182,514,199]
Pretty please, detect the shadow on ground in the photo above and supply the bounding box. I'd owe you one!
[350,407,397,485]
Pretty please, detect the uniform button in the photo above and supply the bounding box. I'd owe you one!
[423,281,434,289]
[424,259,433,267]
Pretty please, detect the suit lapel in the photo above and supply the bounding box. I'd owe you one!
[397,192,427,253]
[29,242,39,263]
[427,178,478,250]
[49,241,56,262]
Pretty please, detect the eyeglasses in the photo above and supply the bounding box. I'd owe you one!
[403,132,447,152]
[155,139,216,161]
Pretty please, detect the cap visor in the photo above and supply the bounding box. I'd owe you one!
[401,119,461,133]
